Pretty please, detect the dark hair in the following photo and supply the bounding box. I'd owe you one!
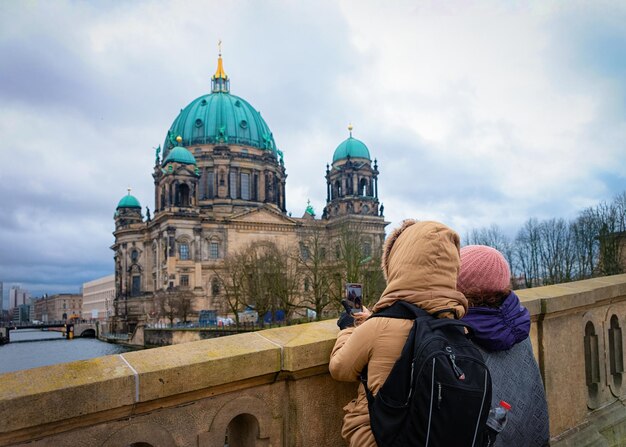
[463,288,511,308]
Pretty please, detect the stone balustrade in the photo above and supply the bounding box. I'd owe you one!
[1,274,626,446]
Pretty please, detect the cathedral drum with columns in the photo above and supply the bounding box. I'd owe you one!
[111,52,387,331]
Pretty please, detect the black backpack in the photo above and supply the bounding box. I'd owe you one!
[360,301,492,447]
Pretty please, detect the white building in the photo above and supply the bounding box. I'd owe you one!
[82,275,115,321]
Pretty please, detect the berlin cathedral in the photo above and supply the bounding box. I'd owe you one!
[112,52,387,328]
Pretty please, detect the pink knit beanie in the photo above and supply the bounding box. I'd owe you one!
[457,245,511,294]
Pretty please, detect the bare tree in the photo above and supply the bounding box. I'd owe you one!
[333,223,385,308]
[538,218,575,285]
[176,288,195,323]
[596,194,626,276]
[212,252,249,326]
[570,208,600,280]
[515,218,542,288]
[154,287,195,325]
[216,241,301,326]
[264,243,301,322]
[295,226,337,320]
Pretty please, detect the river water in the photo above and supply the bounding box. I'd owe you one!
[0,329,132,374]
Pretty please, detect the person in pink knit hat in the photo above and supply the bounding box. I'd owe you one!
[459,245,550,447]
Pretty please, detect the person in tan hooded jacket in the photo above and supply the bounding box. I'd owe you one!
[329,220,468,447]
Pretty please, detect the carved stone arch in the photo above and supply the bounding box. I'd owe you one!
[198,395,282,447]
[128,246,143,264]
[605,307,625,397]
[100,422,176,447]
[359,177,369,196]
[583,311,607,409]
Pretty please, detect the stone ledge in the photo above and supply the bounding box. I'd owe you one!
[517,274,626,314]
[0,355,135,434]
[121,331,282,402]
[257,320,339,371]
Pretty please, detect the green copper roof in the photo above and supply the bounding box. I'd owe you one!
[332,136,371,162]
[163,92,278,157]
[163,146,197,165]
[305,200,315,216]
[117,194,141,209]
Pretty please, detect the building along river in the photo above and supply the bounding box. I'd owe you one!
[0,329,131,374]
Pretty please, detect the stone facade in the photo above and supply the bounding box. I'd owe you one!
[111,56,387,331]
[82,275,115,321]
[33,293,82,322]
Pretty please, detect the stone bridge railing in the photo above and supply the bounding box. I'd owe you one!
[1,274,626,446]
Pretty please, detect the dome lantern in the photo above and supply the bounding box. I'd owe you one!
[211,41,230,93]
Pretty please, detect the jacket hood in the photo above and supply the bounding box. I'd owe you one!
[374,220,467,318]
[462,291,530,351]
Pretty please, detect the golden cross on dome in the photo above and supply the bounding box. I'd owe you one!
[127,187,132,195]
[348,123,353,137]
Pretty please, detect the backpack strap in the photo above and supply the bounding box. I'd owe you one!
[368,300,429,320]
[361,301,425,406]
[360,302,474,401]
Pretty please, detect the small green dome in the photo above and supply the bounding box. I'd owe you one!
[117,194,141,209]
[163,146,197,165]
[332,136,371,162]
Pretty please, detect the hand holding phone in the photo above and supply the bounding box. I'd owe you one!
[342,298,362,315]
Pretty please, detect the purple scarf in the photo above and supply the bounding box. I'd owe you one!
[462,291,530,352]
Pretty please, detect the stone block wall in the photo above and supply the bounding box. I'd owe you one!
[2,274,626,446]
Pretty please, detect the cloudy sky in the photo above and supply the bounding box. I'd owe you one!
[1,0,625,302]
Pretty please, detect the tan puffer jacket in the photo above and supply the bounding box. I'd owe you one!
[329,220,467,447]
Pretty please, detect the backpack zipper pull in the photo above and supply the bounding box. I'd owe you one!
[437,382,442,409]
[446,347,466,380]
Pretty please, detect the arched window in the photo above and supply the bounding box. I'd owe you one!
[131,275,141,297]
[300,244,310,261]
[179,183,190,207]
[206,170,214,199]
[209,240,220,259]
[335,180,342,197]
[179,242,190,261]
[362,241,372,258]
[609,315,624,387]
[212,277,220,296]
[230,170,237,199]
[241,172,250,200]
[584,321,600,393]
[360,178,369,196]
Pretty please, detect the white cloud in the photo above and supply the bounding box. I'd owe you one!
[1,0,625,296]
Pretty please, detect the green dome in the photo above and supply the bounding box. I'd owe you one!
[117,194,141,209]
[163,92,278,157]
[163,146,197,165]
[332,136,371,162]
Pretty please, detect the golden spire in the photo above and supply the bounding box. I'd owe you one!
[348,123,353,137]
[127,187,132,195]
[213,39,228,80]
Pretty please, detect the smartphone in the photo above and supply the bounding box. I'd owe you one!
[344,283,363,314]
